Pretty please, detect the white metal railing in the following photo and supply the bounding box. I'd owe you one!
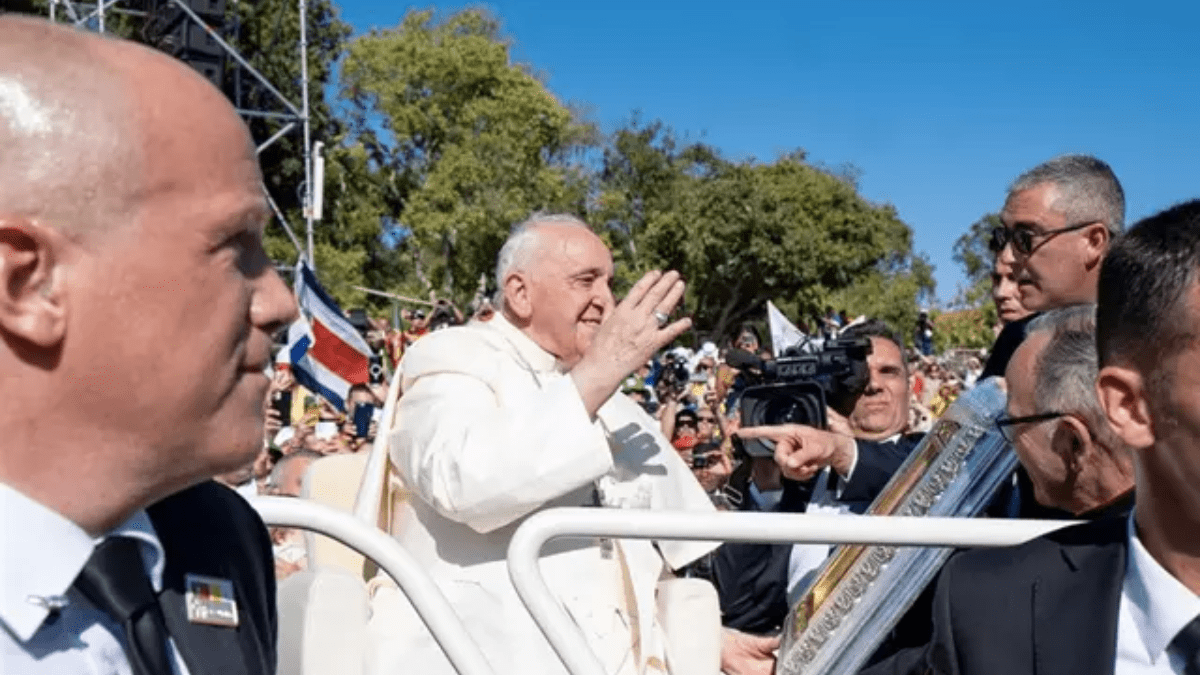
[250,497,496,675]
[507,508,1077,675]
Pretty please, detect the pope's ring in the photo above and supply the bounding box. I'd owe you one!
[653,311,670,328]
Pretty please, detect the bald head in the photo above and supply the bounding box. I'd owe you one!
[0,18,290,535]
[0,16,251,239]
[0,18,140,234]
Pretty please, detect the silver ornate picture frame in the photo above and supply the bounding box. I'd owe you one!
[777,378,1015,675]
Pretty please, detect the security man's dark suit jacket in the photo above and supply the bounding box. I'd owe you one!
[144,480,278,675]
[715,434,923,633]
[861,515,1128,675]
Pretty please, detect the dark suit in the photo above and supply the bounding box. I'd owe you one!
[147,481,278,675]
[715,434,923,633]
[862,516,1127,675]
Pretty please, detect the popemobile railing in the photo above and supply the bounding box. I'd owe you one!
[249,496,497,675]
[506,508,1077,675]
[251,497,1075,675]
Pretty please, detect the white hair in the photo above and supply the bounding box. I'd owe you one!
[1027,304,1127,454]
[493,212,591,310]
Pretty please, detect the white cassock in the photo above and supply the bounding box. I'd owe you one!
[376,314,718,675]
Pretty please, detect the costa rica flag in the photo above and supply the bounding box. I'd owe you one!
[285,261,373,411]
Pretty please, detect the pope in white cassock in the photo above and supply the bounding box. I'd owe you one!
[383,214,735,674]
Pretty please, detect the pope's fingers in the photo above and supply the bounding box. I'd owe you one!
[651,279,687,321]
[652,317,692,349]
[638,270,683,312]
[620,270,664,308]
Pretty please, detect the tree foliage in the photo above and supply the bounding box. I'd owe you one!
[340,8,595,304]
[592,120,932,342]
[951,213,1002,307]
[9,5,950,341]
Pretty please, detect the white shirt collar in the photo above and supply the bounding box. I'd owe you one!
[1124,510,1200,665]
[484,312,563,373]
[0,483,166,642]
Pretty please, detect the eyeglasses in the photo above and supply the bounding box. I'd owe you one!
[989,221,1097,256]
[995,411,1067,443]
[677,420,698,429]
[697,416,716,424]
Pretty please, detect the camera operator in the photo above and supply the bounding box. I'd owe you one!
[714,320,924,638]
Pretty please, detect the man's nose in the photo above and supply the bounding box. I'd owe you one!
[598,285,616,314]
[254,266,300,334]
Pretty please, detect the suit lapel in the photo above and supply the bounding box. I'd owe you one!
[159,569,253,675]
[1031,518,1127,675]
[149,489,262,675]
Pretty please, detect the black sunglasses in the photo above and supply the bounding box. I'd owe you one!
[995,411,1067,443]
[989,221,1097,256]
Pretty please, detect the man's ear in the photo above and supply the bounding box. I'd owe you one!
[1050,414,1093,474]
[1097,365,1154,450]
[0,218,67,348]
[503,271,532,323]
[1083,223,1111,269]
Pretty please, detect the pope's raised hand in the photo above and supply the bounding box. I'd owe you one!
[571,270,691,415]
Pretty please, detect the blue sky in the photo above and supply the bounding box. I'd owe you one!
[335,0,1200,303]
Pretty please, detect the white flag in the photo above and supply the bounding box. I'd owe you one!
[767,301,807,357]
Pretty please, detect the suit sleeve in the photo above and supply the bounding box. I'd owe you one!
[839,438,914,505]
[392,329,614,534]
[858,554,961,675]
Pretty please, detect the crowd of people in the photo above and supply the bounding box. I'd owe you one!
[5,14,1200,675]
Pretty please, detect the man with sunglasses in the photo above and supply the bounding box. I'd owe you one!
[862,200,1200,675]
[981,154,1125,381]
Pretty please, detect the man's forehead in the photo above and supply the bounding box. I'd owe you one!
[539,225,612,272]
[1002,183,1062,226]
[868,336,903,364]
[1006,332,1048,405]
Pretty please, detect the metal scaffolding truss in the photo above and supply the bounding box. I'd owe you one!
[47,0,315,264]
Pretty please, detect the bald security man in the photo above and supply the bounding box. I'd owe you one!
[0,17,297,675]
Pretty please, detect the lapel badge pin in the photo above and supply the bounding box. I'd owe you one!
[184,574,239,628]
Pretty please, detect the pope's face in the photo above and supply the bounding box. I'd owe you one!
[524,224,616,368]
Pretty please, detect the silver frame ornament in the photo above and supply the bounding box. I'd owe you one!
[777,378,1016,675]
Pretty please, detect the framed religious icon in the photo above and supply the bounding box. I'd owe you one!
[777,378,1016,675]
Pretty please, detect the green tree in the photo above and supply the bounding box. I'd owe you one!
[831,249,936,345]
[637,151,925,341]
[341,8,596,305]
[951,212,1002,307]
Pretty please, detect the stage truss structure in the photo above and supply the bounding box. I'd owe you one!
[46,0,316,265]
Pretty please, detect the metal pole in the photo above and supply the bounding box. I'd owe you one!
[166,0,302,117]
[250,497,496,675]
[298,0,314,268]
[507,509,1077,675]
[256,121,296,155]
[49,0,56,22]
[96,0,104,32]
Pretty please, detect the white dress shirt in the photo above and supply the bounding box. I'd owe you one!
[0,483,190,675]
[786,436,877,596]
[1116,511,1200,674]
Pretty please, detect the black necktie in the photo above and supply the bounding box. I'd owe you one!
[1171,615,1200,675]
[74,537,174,675]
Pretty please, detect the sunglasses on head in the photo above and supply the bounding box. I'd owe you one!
[989,221,1097,256]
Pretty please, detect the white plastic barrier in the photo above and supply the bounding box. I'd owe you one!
[507,508,1077,675]
[250,496,496,675]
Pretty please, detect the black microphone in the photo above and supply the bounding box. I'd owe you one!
[724,348,764,372]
